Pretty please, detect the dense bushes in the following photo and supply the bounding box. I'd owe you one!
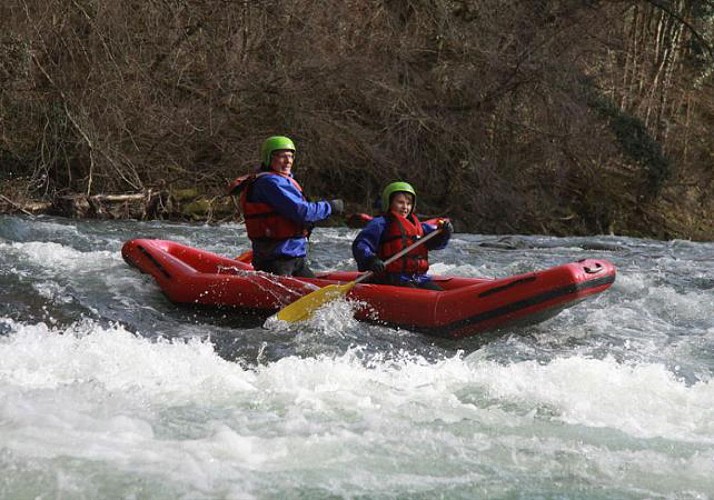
[1,0,713,238]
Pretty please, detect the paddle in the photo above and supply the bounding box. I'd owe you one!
[273,226,444,323]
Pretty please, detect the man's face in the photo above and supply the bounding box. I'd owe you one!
[270,150,294,175]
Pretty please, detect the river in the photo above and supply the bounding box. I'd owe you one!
[1,214,712,498]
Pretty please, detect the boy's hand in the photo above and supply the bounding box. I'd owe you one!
[439,219,454,234]
[367,256,386,274]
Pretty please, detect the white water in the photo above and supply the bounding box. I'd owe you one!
[1,215,713,498]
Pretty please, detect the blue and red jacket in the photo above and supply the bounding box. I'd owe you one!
[352,211,450,285]
[234,172,333,260]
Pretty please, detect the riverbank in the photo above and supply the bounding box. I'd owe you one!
[2,180,713,242]
[0,184,361,227]
[0,178,237,223]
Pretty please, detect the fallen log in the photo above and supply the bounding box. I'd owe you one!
[52,190,173,220]
[0,194,52,216]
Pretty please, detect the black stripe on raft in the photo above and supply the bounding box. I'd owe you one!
[430,273,616,337]
[478,276,537,298]
[136,245,172,279]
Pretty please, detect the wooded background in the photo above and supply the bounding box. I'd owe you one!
[1,0,713,239]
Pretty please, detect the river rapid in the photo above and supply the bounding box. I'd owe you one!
[0,214,712,499]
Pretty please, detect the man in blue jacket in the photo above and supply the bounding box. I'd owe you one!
[229,136,343,277]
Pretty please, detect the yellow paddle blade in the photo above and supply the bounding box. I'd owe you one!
[275,281,357,323]
[235,250,253,263]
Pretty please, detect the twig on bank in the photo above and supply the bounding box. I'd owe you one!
[0,194,34,216]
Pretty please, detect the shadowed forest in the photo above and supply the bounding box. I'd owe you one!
[1,0,713,239]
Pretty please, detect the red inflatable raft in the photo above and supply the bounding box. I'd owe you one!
[121,239,616,339]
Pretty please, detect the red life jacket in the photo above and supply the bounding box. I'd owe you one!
[237,172,309,240]
[378,212,429,275]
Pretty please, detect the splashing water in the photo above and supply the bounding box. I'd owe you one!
[1,215,713,498]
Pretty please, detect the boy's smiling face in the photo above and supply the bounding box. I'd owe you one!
[390,192,414,217]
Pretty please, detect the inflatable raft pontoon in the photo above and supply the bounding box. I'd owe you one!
[121,239,616,339]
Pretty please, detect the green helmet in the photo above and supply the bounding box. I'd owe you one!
[261,136,295,167]
[381,181,416,213]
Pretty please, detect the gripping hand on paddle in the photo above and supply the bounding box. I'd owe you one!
[439,219,454,235]
[367,256,386,274]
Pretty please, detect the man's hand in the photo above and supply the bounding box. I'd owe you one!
[328,199,344,215]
